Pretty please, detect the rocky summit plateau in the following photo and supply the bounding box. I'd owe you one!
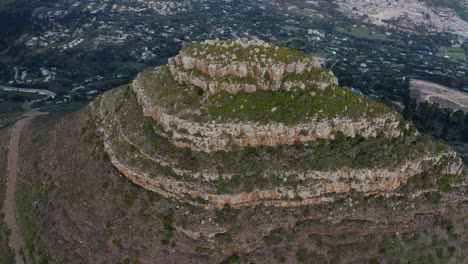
[2,39,467,263]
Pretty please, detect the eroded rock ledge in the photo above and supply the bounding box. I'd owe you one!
[90,84,463,209]
[167,39,338,95]
[89,39,465,209]
[101,134,462,209]
[132,73,406,153]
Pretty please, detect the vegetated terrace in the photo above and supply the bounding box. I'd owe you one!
[138,66,394,125]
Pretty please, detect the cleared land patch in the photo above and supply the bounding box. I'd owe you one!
[440,46,467,62]
[410,79,468,112]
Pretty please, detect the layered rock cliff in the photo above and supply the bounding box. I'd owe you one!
[85,39,465,209]
[132,63,415,152]
[168,39,338,94]
[132,72,406,152]
[8,39,468,264]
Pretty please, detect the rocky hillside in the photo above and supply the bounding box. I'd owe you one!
[90,39,463,209]
[131,40,413,153]
[168,39,337,94]
[4,39,467,263]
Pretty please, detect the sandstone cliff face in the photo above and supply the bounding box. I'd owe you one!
[92,94,463,209]
[118,153,461,209]
[96,118,462,209]
[168,47,338,95]
[90,39,465,209]
[132,74,405,153]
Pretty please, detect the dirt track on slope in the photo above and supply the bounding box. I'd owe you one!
[3,102,47,264]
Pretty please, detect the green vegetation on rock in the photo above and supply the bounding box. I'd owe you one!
[183,40,311,65]
[93,86,455,194]
[138,66,393,125]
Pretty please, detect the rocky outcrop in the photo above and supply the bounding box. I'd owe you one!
[168,39,337,94]
[99,123,462,208]
[128,39,412,152]
[92,93,464,209]
[132,72,405,153]
[90,39,465,209]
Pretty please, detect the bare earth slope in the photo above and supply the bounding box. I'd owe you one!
[410,79,468,112]
[0,126,14,264]
[3,102,47,264]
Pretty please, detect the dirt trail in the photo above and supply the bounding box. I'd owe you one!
[3,102,47,264]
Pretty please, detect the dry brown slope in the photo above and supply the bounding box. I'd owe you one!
[410,79,468,112]
[0,125,15,264]
[3,103,47,264]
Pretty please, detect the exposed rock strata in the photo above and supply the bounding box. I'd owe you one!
[92,95,463,208]
[91,39,465,209]
[132,73,405,153]
[168,50,338,94]
[99,124,462,208]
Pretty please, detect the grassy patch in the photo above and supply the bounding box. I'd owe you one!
[335,27,392,42]
[0,224,14,264]
[214,205,239,224]
[222,255,240,264]
[158,213,176,246]
[263,231,283,246]
[17,168,49,258]
[36,101,87,114]
[112,238,123,249]
[296,248,309,263]
[440,46,466,62]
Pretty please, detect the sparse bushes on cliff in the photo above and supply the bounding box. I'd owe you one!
[92,86,461,200]
[138,66,391,125]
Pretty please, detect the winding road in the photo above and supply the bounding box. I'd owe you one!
[0,85,56,99]
[3,102,47,263]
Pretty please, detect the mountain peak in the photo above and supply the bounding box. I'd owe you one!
[129,40,412,153]
[168,39,338,95]
[87,40,463,209]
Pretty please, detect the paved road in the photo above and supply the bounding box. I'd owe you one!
[3,102,47,263]
[0,85,56,99]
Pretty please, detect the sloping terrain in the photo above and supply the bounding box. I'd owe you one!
[7,39,468,263]
[0,126,15,264]
[91,40,462,209]
[3,102,47,264]
[11,107,468,263]
[410,79,468,112]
